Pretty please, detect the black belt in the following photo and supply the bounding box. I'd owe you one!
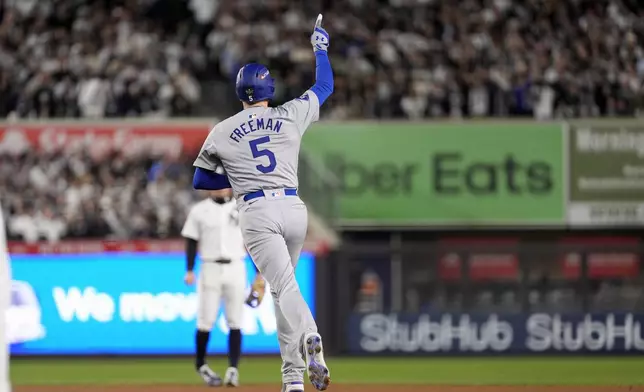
[243,188,297,202]
[205,258,231,264]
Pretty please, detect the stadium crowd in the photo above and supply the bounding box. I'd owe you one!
[0,149,197,242]
[0,0,204,119]
[2,0,644,242]
[210,0,644,119]
[1,0,643,121]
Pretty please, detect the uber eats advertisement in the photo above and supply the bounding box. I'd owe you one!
[303,123,565,226]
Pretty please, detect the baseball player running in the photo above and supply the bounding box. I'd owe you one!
[182,188,265,387]
[1,206,11,392]
[191,14,333,392]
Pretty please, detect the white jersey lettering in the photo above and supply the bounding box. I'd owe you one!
[193,90,320,198]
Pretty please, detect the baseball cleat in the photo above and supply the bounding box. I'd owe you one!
[197,364,223,387]
[224,367,239,387]
[303,333,331,391]
[283,381,305,392]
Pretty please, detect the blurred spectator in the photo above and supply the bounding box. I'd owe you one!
[78,73,110,118]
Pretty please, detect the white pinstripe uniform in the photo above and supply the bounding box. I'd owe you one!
[181,198,247,331]
[0,207,11,392]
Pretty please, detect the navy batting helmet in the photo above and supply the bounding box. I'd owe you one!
[235,63,275,103]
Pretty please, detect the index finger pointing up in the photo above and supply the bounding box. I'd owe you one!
[315,14,323,29]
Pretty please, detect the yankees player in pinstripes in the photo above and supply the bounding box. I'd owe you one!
[182,188,265,387]
[191,14,333,392]
[1,206,11,392]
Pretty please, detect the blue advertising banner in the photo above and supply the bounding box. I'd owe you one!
[349,312,644,354]
[8,252,315,355]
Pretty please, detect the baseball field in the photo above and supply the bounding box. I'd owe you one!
[10,356,644,392]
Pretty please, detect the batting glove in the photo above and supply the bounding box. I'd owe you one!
[311,14,329,53]
[245,275,266,308]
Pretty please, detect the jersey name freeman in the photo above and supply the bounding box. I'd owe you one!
[229,118,283,143]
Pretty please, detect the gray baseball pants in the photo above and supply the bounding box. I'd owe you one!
[238,194,317,384]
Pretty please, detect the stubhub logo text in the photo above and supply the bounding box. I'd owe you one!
[350,312,644,354]
[9,252,315,355]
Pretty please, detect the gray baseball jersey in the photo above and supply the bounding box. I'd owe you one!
[193,90,321,385]
[194,90,320,199]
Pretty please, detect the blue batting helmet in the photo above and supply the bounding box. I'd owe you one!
[235,63,275,103]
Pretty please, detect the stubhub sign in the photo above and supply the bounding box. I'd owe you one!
[349,312,644,354]
[8,251,315,355]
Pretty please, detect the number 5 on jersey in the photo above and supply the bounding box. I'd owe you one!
[249,136,277,174]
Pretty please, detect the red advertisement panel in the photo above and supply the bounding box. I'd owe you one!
[559,237,640,279]
[438,238,520,281]
[7,240,184,254]
[0,122,211,158]
[560,252,640,279]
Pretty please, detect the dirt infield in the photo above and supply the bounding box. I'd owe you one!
[15,385,644,392]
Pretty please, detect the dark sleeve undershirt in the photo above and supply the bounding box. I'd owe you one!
[186,238,198,272]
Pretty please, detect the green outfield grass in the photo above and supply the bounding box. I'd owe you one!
[9,356,644,386]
